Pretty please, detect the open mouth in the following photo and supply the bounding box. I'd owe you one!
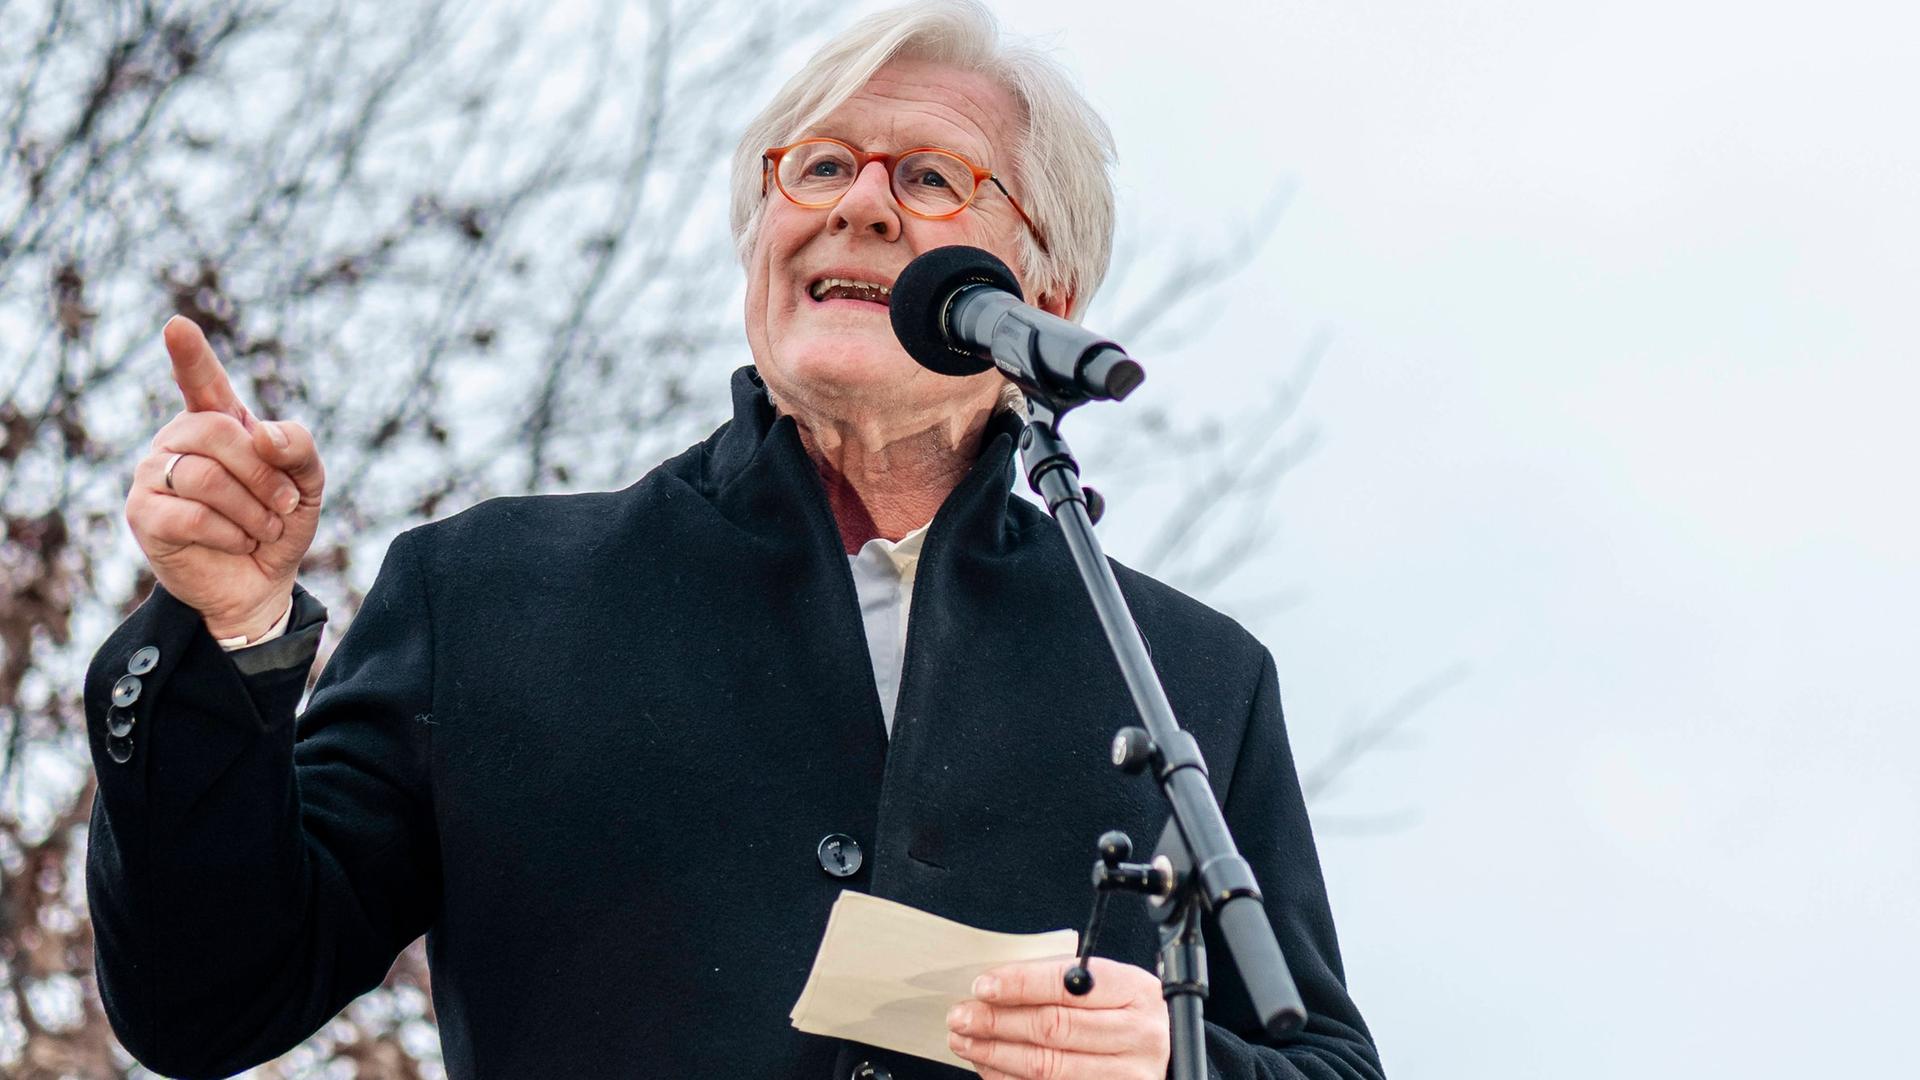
[808,276,892,307]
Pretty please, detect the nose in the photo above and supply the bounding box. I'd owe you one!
[830,160,902,242]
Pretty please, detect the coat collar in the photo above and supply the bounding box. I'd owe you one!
[696,366,1027,556]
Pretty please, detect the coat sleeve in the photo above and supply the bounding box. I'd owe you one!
[1199,648,1386,1080]
[84,528,441,1080]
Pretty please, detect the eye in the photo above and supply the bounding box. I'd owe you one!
[909,168,951,188]
[808,160,845,178]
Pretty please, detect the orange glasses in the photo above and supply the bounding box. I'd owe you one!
[762,137,1048,253]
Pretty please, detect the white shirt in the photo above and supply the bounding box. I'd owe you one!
[223,524,934,740]
[846,523,927,737]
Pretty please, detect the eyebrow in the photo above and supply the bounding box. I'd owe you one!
[806,129,996,167]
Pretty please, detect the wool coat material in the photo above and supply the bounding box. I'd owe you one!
[84,367,1384,1080]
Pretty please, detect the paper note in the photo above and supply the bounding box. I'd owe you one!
[790,891,1080,1070]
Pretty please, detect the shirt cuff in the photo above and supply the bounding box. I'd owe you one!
[227,587,328,679]
[214,595,295,650]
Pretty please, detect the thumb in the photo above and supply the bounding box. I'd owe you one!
[252,419,326,502]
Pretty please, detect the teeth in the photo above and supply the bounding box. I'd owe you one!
[809,277,892,300]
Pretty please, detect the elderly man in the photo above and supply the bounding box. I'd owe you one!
[84,2,1383,1078]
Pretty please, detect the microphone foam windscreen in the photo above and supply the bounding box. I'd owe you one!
[889,245,1023,377]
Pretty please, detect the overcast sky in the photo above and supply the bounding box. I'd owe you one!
[972,1,1917,1076]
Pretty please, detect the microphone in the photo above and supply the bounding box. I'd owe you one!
[890,246,1144,403]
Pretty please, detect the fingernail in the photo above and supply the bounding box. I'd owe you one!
[264,420,288,449]
[279,487,299,514]
[971,975,997,1000]
[946,1003,970,1032]
[267,516,284,541]
[948,1033,972,1054]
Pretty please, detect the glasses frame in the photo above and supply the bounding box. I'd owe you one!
[762,137,1049,254]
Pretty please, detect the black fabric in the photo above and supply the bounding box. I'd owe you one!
[83,366,1384,1080]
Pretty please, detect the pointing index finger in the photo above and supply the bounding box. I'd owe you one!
[164,315,253,426]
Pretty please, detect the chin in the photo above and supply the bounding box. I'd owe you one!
[773,337,924,400]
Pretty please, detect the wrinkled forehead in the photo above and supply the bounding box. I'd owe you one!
[803,58,1024,174]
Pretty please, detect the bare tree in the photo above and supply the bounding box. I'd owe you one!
[0,2,1365,1075]
[1,1,831,1073]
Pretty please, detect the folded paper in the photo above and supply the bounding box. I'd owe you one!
[790,890,1080,1070]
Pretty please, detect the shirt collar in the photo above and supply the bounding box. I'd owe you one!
[854,523,930,578]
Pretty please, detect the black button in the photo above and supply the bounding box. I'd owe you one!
[817,833,863,878]
[127,646,160,675]
[112,674,142,708]
[851,1063,892,1080]
[106,733,134,764]
[107,709,136,738]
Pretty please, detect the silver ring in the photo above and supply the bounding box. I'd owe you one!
[163,452,186,492]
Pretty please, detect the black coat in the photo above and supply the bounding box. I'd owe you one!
[84,368,1383,1079]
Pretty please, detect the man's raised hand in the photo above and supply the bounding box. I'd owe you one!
[124,316,326,641]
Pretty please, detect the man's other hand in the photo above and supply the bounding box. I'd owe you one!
[946,956,1170,1080]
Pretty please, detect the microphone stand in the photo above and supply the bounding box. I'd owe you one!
[1018,394,1308,1080]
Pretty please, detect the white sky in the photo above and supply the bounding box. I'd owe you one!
[983,1,1919,1076]
[11,1,1912,1074]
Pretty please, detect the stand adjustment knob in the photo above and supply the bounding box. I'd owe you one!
[1110,726,1155,774]
[1063,966,1093,995]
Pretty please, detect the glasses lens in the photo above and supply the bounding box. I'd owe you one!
[778,141,858,205]
[893,150,977,216]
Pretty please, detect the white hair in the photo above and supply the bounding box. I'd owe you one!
[729,0,1116,320]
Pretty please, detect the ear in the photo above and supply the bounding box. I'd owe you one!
[1036,289,1076,320]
